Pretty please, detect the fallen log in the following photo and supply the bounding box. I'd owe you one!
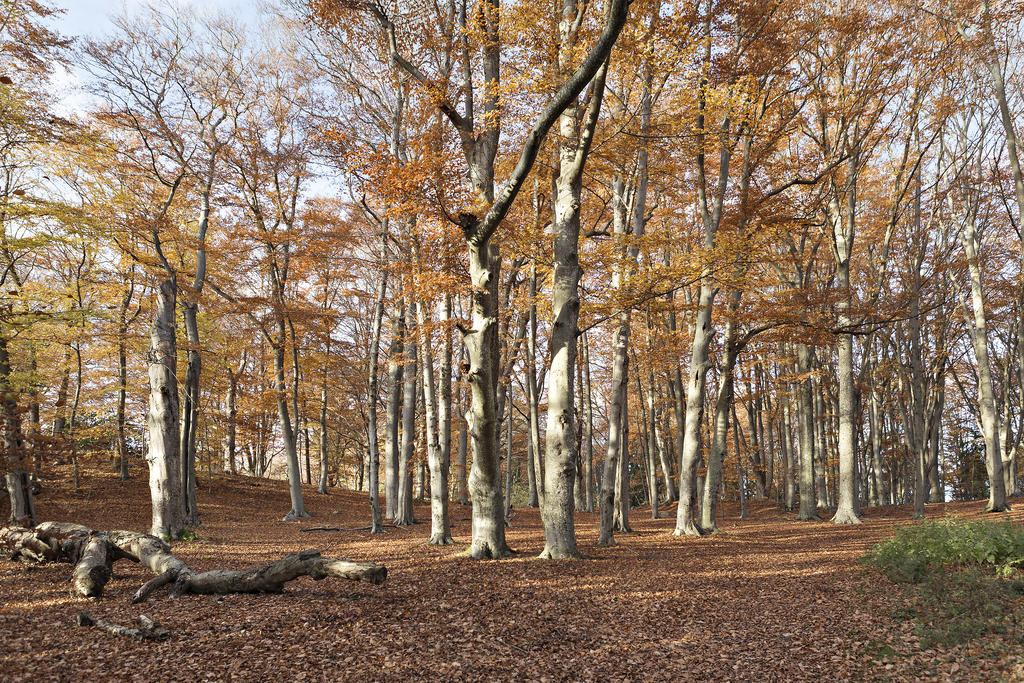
[300,524,399,533]
[2,522,387,602]
[77,611,170,642]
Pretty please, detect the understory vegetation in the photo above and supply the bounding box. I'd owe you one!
[863,517,1024,658]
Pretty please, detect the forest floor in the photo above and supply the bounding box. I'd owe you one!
[3,466,1024,682]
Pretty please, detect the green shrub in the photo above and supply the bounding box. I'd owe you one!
[862,516,1024,583]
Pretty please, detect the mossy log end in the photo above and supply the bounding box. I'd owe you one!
[2,522,387,602]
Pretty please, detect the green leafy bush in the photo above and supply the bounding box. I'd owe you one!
[863,516,1024,583]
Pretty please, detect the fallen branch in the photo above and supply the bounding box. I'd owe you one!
[2,522,387,602]
[300,524,399,533]
[76,611,169,642]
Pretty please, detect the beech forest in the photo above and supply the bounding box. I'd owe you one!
[4,0,1024,679]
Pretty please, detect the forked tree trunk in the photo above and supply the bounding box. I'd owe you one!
[673,282,716,537]
[962,206,1009,512]
[700,290,741,532]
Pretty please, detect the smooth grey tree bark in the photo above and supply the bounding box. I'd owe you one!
[384,304,404,519]
[364,265,386,531]
[395,297,417,526]
[147,276,185,539]
[538,2,611,558]
[795,343,820,520]
[369,0,629,559]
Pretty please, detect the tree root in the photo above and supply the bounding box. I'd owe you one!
[2,522,387,602]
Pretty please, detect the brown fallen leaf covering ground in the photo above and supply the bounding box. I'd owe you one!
[2,465,1024,682]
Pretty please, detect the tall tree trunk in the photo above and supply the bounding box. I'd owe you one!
[700,290,741,531]
[828,189,861,524]
[781,400,795,510]
[365,269,387,531]
[384,304,404,519]
[457,377,469,506]
[1,337,33,524]
[117,324,130,481]
[224,366,238,476]
[147,277,185,539]
[315,387,327,493]
[962,206,1009,512]
[179,303,201,526]
[275,318,308,522]
[396,299,418,526]
[673,282,716,536]
[419,299,452,544]
[795,344,819,520]
[582,331,595,512]
[526,266,542,509]
[462,239,509,558]
[598,172,630,547]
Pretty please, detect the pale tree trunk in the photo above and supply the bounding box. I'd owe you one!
[700,290,742,531]
[275,317,308,522]
[178,162,218,527]
[369,0,628,559]
[598,173,629,547]
[53,354,69,436]
[795,344,819,520]
[828,188,861,524]
[462,240,509,558]
[179,303,201,526]
[672,9,734,536]
[733,402,747,518]
[384,304,404,519]
[504,411,513,518]
[812,374,828,507]
[438,296,454,530]
[223,365,238,476]
[539,11,609,558]
[582,331,595,512]
[2,337,33,524]
[614,392,632,532]
[781,400,795,510]
[962,204,1009,512]
[673,281,716,536]
[457,373,469,506]
[418,299,452,544]
[526,266,542,509]
[395,298,417,526]
[148,277,185,539]
[364,267,387,531]
[318,383,329,495]
[655,382,676,504]
[643,365,659,519]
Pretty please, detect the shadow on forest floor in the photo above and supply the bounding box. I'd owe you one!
[2,464,1023,681]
